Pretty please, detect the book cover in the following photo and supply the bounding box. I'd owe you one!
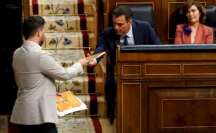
[56,91,87,117]
[92,51,106,59]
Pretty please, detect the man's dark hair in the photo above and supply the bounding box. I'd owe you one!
[112,5,133,21]
[23,16,45,40]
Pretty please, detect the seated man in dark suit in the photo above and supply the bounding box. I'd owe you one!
[89,5,160,123]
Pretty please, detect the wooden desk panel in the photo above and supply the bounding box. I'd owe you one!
[149,88,216,133]
[117,48,216,133]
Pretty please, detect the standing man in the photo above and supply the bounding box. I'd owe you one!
[89,5,160,123]
[10,16,90,133]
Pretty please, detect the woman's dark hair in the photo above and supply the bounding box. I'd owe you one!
[112,5,133,21]
[183,0,206,23]
[23,16,45,40]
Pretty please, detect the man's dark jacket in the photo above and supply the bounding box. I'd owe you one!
[94,19,160,119]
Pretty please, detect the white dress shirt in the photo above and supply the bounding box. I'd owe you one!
[120,24,135,45]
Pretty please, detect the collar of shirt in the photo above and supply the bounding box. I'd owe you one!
[120,24,135,44]
[126,24,133,39]
[22,40,42,52]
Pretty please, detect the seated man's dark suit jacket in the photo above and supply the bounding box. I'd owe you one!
[95,19,160,117]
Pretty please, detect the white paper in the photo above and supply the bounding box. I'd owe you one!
[57,95,87,117]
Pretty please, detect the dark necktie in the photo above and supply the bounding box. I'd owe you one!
[123,35,128,45]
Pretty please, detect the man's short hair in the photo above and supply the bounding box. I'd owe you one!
[112,5,133,21]
[23,16,45,40]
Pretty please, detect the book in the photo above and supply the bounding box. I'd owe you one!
[56,91,87,117]
[91,51,106,59]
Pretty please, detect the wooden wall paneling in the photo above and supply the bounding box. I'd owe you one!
[141,83,148,133]
[121,63,142,79]
[145,63,181,75]
[22,0,30,19]
[103,0,109,28]
[167,1,185,43]
[122,82,141,133]
[161,0,185,43]
[149,88,216,132]
[117,47,216,132]
[153,0,163,43]
[183,63,216,74]
[117,62,148,133]
[149,87,161,133]
[209,0,216,4]
[117,82,148,133]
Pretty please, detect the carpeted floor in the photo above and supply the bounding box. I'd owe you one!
[0,114,115,133]
[57,116,114,133]
[0,115,115,133]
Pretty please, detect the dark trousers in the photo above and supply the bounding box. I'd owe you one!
[105,79,116,124]
[17,123,58,133]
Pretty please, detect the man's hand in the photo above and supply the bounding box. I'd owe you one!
[88,58,97,66]
[78,57,91,66]
[85,53,97,67]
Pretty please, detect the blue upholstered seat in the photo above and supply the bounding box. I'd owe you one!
[128,4,155,28]
[205,5,216,43]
